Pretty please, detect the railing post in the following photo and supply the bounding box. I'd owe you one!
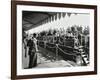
[77,55,82,66]
[56,44,58,61]
[44,41,46,48]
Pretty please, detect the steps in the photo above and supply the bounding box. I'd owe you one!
[78,46,89,65]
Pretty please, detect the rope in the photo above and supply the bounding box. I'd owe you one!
[58,44,72,49]
[57,46,77,57]
[59,38,64,44]
[46,44,56,48]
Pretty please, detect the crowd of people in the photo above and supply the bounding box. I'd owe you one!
[36,25,89,49]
